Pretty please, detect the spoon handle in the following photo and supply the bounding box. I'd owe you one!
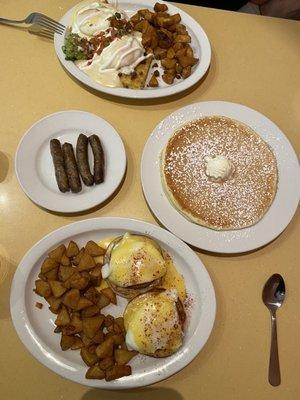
[269,312,281,386]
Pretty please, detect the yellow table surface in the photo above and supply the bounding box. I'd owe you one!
[0,1,299,399]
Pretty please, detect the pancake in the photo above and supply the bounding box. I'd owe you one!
[161,116,278,230]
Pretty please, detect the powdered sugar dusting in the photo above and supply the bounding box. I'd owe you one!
[162,116,278,230]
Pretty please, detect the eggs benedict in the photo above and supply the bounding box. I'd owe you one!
[123,289,186,357]
[102,233,167,299]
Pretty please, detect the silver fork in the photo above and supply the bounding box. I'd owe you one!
[0,12,65,38]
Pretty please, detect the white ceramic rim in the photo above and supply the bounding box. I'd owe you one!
[15,110,126,213]
[141,101,300,253]
[10,217,216,389]
[54,0,211,99]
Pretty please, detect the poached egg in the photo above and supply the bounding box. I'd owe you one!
[102,233,167,288]
[123,289,185,357]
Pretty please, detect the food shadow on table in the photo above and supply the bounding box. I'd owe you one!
[82,386,183,400]
[60,58,214,107]
[0,151,11,182]
[0,255,15,320]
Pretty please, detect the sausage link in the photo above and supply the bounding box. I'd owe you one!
[62,143,82,193]
[76,134,94,186]
[89,134,105,184]
[50,139,70,193]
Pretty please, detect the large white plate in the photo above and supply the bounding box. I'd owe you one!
[10,217,216,389]
[54,0,211,99]
[15,110,126,213]
[141,101,300,253]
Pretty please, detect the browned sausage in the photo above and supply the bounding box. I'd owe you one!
[76,134,94,186]
[89,134,105,184]
[50,139,70,193]
[62,143,82,193]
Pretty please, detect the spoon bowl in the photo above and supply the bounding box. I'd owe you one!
[262,273,285,311]
[262,273,285,387]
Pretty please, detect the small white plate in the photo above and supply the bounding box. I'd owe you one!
[10,217,216,389]
[54,0,211,99]
[141,101,300,253]
[15,110,126,213]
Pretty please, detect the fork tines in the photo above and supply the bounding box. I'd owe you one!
[35,13,65,35]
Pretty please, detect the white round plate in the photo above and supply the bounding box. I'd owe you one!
[10,217,216,389]
[15,110,126,213]
[141,101,300,253]
[54,0,211,99]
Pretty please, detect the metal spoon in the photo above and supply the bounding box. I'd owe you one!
[262,273,286,386]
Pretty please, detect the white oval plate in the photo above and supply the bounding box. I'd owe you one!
[10,217,216,389]
[54,0,211,99]
[15,110,126,213]
[141,101,300,253]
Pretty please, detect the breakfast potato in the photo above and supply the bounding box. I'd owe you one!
[84,287,100,304]
[101,288,117,305]
[60,334,75,350]
[69,272,90,290]
[114,317,125,333]
[105,365,131,381]
[47,296,62,314]
[175,62,183,74]
[167,47,175,59]
[99,357,114,370]
[111,334,124,346]
[181,66,192,78]
[41,258,59,274]
[175,24,187,34]
[78,252,96,271]
[170,13,181,25]
[44,266,59,281]
[177,55,198,68]
[80,332,93,347]
[85,240,105,257]
[154,2,168,12]
[115,349,138,365]
[104,314,114,327]
[92,330,104,344]
[97,293,111,309]
[161,57,176,69]
[63,271,80,289]
[82,315,105,338]
[66,240,79,258]
[35,239,139,382]
[61,288,80,307]
[89,264,102,286]
[162,73,175,85]
[153,47,167,59]
[81,304,100,318]
[95,337,114,359]
[80,346,99,366]
[35,302,43,309]
[34,280,52,298]
[68,313,83,334]
[85,365,105,379]
[58,265,75,282]
[174,34,191,44]
[60,254,71,266]
[48,244,66,262]
[75,297,94,311]
[55,305,70,326]
[71,336,83,350]
[72,248,85,266]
